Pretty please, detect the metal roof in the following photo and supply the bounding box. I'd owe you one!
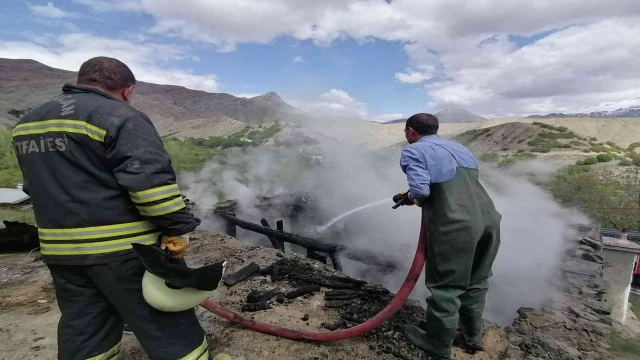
[0,188,30,205]
[601,236,640,253]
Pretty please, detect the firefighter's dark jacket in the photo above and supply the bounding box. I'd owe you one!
[13,84,200,265]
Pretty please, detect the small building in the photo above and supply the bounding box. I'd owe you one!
[0,187,30,206]
[601,235,640,323]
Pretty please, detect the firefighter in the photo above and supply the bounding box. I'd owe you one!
[398,113,501,359]
[13,57,208,360]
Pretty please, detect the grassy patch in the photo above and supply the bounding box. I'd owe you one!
[455,128,491,145]
[0,129,22,188]
[163,139,222,173]
[632,299,640,318]
[609,335,640,358]
[497,152,537,167]
[479,153,501,163]
[0,207,36,224]
[545,166,640,229]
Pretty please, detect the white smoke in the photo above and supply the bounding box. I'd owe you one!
[181,133,590,326]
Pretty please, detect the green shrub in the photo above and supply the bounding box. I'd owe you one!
[479,153,501,163]
[582,149,591,153]
[567,165,590,174]
[619,159,632,166]
[533,122,555,130]
[596,153,614,162]
[582,157,599,165]
[575,160,584,165]
[634,157,640,167]
[538,131,576,140]
[556,126,568,132]
[569,140,586,146]
[629,142,640,150]
[590,137,598,141]
[590,146,609,153]
[531,147,551,153]
[517,149,525,153]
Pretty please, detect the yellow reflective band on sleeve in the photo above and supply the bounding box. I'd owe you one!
[129,184,181,204]
[13,119,106,142]
[40,233,159,256]
[87,342,121,360]
[180,336,208,360]
[39,221,156,240]
[136,196,186,217]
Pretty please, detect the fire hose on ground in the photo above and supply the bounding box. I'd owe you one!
[200,193,425,341]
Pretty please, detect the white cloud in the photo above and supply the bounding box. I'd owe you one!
[287,89,368,120]
[29,2,68,18]
[231,93,262,98]
[72,0,143,12]
[0,33,218,92]
[425,19,640,116]
[394,68,432,84]
[293,55,304,63]
[370,113,404,122]
[43,1,640,114]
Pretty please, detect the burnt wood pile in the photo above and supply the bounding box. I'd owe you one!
[223,255,427,360]
[0,221,39,252]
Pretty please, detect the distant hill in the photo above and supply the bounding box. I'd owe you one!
[383,109,486,124]
[0,58,311,136]
[528,102,640,118]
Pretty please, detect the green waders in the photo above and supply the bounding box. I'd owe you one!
[408,166,501,358]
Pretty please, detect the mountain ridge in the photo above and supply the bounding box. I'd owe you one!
[0,58,310,136]
[382,108,487,124]
[528,101,640,118]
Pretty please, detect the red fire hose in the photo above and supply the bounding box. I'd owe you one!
[199,224,426,341]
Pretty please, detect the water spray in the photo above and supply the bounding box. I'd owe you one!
[200,195,426,341]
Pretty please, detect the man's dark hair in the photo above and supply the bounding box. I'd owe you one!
[77,57,136,92]
[405,113,439,135]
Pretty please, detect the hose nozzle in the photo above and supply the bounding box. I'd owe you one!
[392,191,411,209]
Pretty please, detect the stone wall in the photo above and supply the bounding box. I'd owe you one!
[601,249,638,323]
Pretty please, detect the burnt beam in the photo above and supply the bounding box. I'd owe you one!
[260,219,285,252]
[216,212,396,270]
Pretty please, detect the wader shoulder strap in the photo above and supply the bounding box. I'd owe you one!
[425,141,463,167]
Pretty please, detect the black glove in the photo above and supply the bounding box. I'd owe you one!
[392,192,414,208]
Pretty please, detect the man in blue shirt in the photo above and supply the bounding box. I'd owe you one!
[399,113,501,359]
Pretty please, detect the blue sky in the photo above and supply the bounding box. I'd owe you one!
[1,1,639,119]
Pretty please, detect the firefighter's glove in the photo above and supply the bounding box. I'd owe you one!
[393,192,415,207]
[161,234,190,259]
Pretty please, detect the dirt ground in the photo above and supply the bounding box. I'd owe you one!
[0,230,510,360]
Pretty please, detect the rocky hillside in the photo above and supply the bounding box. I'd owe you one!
[0,58,310,136]
[455,122,640,168]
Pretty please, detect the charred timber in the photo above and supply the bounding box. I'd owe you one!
[285,285,321,299]
[321,319,347,331]
[288,273,356,290]
[223,262,260,286]
[260,219,285,252]
[218,212,396,269]
[324,294,360,301]
[242,302,272,312]
[325,300,353,308]
[246,288,280,303]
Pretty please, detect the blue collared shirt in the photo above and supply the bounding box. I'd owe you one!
[400,135,478,201]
